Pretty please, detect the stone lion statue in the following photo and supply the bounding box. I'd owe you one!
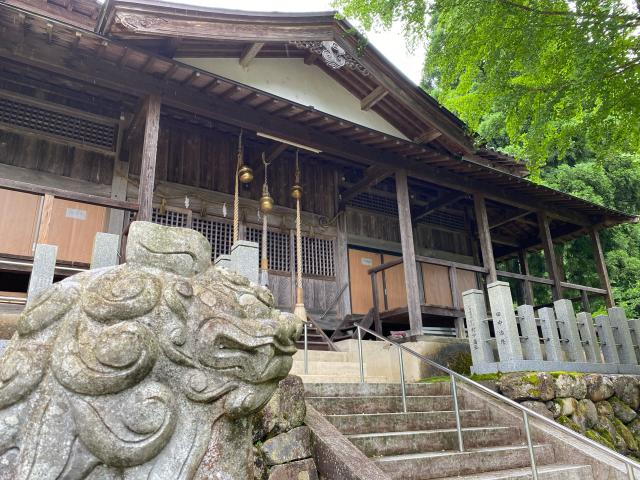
[0,222,301,479]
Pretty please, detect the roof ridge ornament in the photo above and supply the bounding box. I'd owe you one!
[290,40,370,77]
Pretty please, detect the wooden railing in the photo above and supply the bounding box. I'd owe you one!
[495,269,608,312]
[366,254,608,335]
[367,255,488,334]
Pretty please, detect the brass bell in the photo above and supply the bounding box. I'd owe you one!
[238,165,253,184]
[290,184,303,200]
[260,194,274,214]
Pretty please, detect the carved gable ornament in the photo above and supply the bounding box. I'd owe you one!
[0,221,301,479]
[291,40,370,77]
[115,12,169,31]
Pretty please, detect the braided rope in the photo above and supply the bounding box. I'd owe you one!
[232,130,243,243]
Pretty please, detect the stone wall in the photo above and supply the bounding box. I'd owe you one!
[253,375,320,479]
[497,372,640,459]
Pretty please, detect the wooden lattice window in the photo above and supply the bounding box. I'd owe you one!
[192,217,232,260]
[298,236,335,277]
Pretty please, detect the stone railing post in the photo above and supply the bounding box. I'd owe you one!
[628,319,640,363]
[608,307,637,365]
[90,232,120,269]
[462,289,494,366]
[517,304,543,361]
[595,314,620,364]
[554,299,587,362]
[487,281,523,361]
[576,311,602,363]
[230,240,259,285]
[538,307,564,362]
[26,243,57,306]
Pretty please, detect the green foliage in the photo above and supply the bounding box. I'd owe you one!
[445,350,472,375]
[333,0,640,317]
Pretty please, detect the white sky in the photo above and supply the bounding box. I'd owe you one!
[158,0,426,84]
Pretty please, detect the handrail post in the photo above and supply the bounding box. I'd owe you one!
[522,410,538,480]
[450,374,464,452]
[304,322,308,375]
[398,346,407,413]
[627,463,636,480]
[357,326,365,383]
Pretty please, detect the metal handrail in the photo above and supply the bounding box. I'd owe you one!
[356,325,639,480]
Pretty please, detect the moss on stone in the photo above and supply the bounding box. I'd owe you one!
[469,373,502,382]
[593,424,616,447]
[557,415,582,433]
[523,373,540,385]
[613,417,639,451]
[549,371,584,379]
[585,429,616,450]
[418,376,450,384]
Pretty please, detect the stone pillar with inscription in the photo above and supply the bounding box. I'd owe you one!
[462,289,494,367]
[487,281,523,362]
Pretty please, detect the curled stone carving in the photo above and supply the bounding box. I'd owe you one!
[0,221,302,479]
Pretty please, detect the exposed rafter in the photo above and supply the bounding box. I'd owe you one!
[339,165,394,210]
[360,85,388,111]
[239,42,264,67]
[413,192,467,222]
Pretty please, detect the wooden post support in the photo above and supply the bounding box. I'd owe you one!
[137,95,161,222]
[537,211,562,301]
[517,250,534,305]
[37,193,55,244]
[395,169,422,337]
[334,212,352,319]
[590,228,615,308]
[473,193,497,283]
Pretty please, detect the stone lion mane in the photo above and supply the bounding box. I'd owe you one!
[0,222,301,479]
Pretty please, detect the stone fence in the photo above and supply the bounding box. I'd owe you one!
[463,281,640,375]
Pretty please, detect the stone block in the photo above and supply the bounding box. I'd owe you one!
[595,315,620,364]
[538,307,565,362]
[253,375,306,442]
[576,312,602,363]
[230,240,259,284]
[585,374,615,402]
[517,304,543,361]
[90,232,120,269]
[486,281,523,362]
[554,374,586,399]
[553,299,587,362]
[268,458,319,480]
[608,307,637,365]
[26,243,57,306]
[497,372,555,402]
[261,426,312,466]
[462,289,494,366]
[214,254,232,269]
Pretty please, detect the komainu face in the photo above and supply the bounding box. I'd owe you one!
[0,222,301,479]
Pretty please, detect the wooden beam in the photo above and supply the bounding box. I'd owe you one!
[395,169,422,337]
[137,95,161,222]
[37,194,54,244]
[0,31,594,227]
[360,85,388,111]
[0,177,139,211]
[126,98,149,144]
[163,37,182,57]
[414,129,442,144]
[590,228,615,307]
[538,211,562,300]
[489,210,531,230]
[413,192,466,222]
[474,193,497,283]
[254,142,288,178]
[239,42,264,67]
[339,165,394,210]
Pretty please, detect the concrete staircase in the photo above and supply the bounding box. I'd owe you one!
[291,350,389,383]
[305,382,594,480]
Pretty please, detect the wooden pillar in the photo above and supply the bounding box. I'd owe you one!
[590,227,615,307]
[395,169,422,337]
[334,212,352,319]
[518,249,534,305]
[537,211,562,300]
[137,95,161,222]
[473,193,497,283]
[37,193,55,244]
[108,117,130,235]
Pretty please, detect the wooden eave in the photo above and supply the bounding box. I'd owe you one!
[0,3,637,235]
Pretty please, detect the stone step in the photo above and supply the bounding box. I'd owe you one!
[326,409,491,435]
[429,464,593,480]
[304,382,451,397]
[297,375,390,384]
[290,360,362,376]
[349,426,521,457]
[292,350,350,362]
[376,444,555,480]
[307,395,461,415]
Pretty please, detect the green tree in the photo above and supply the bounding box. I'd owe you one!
[335,0,640,175]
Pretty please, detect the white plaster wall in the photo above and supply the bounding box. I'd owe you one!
[178,57,408,139]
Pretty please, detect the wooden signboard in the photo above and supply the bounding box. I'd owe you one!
[422,263,454,308]
[0,189,40,257]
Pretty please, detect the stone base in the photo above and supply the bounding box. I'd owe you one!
[472,360,640,375]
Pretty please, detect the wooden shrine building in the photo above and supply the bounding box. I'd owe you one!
[0,0,636,338]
